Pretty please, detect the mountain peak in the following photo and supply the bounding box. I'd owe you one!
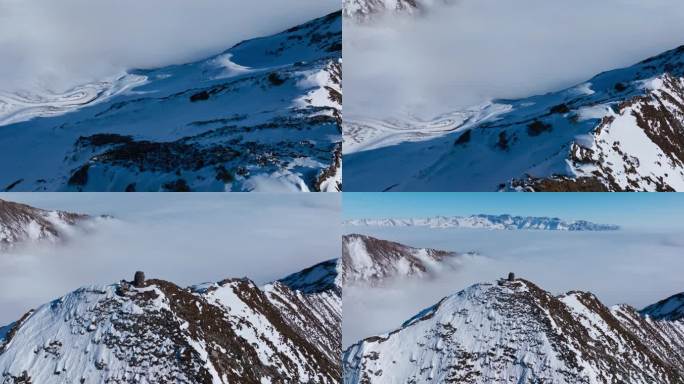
[342,234,463,285]
[641,292,684,321]
[0,198,91,248]
[344,277,684,383]
[279,258,340,294]
[0,263,342,383]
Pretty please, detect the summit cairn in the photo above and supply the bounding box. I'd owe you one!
[507,272,515,282]
[133,271,146,288]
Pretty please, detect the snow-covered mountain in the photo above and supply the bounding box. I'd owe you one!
[0,263,341,383]
[0,12,342,192]
[279,258,340,294]
[344,277,684,383]
[345,44,684,191]
[642,292,684,321]
[0,198,92,249]
[343,0,419,19]
[345,214,619,231]
[342,0,454,20]
[341,234,466,285]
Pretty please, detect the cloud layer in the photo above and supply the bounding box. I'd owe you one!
[344,0,684,118]
[0,0,338,92]
[343,227,684,347]
[0,193,340,324]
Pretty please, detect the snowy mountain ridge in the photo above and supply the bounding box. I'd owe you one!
[345,214,619,231]
[279,258,340,294]
[345,44,684,191]
[342,0,455,20]
[0,198,95,249]
[343,0,419,19]
[0,262,341,383]
[344,278,684,383]
[341,234,468,286]
[642,292,684,321]
[0,11,342,192]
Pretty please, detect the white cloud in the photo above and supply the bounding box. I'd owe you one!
[344,0,684,119]
[343,227,684,347]
[0,0,338,92]
[0,193,341,324]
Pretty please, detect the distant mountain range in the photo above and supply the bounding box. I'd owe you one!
[345,214,619,231]
[0,12,342,192]
[0,261,341,383]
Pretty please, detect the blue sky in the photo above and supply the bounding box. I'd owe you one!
[343,193,684,229]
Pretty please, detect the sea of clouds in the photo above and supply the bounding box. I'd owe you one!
[344,0,684,119]
[0,193,340,324]
[0,0,338,93]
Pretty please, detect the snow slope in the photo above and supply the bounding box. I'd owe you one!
[0,11,342,192]
[344,278,684,383]
[345,214,619,231]
[345,44,684,191]
[342,0,455,20]
[0,198,93,249]
[0,261,342,383]
[279,258,341,294]
[341,234,467,286]
[343,0,419,19]
[642,293,684,321]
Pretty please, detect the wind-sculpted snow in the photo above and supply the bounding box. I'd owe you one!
[0,198,93,249]
[0,261,342,383]
[0,75,148,128]
[343,278,684,383]
[0,12,342,192]
[345,214,619,231]
[346,44,684,191]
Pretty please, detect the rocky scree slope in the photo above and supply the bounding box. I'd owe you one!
[345,44,684,191]
[0,198,91,249]
[343,278,684,383]
[0,12,342,192]
[0,263,342,383]
[345,214,619,231]
[341,234,466,286]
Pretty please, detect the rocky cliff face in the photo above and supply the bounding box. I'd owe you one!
[0,262,342,383]
[343,278,684,383]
